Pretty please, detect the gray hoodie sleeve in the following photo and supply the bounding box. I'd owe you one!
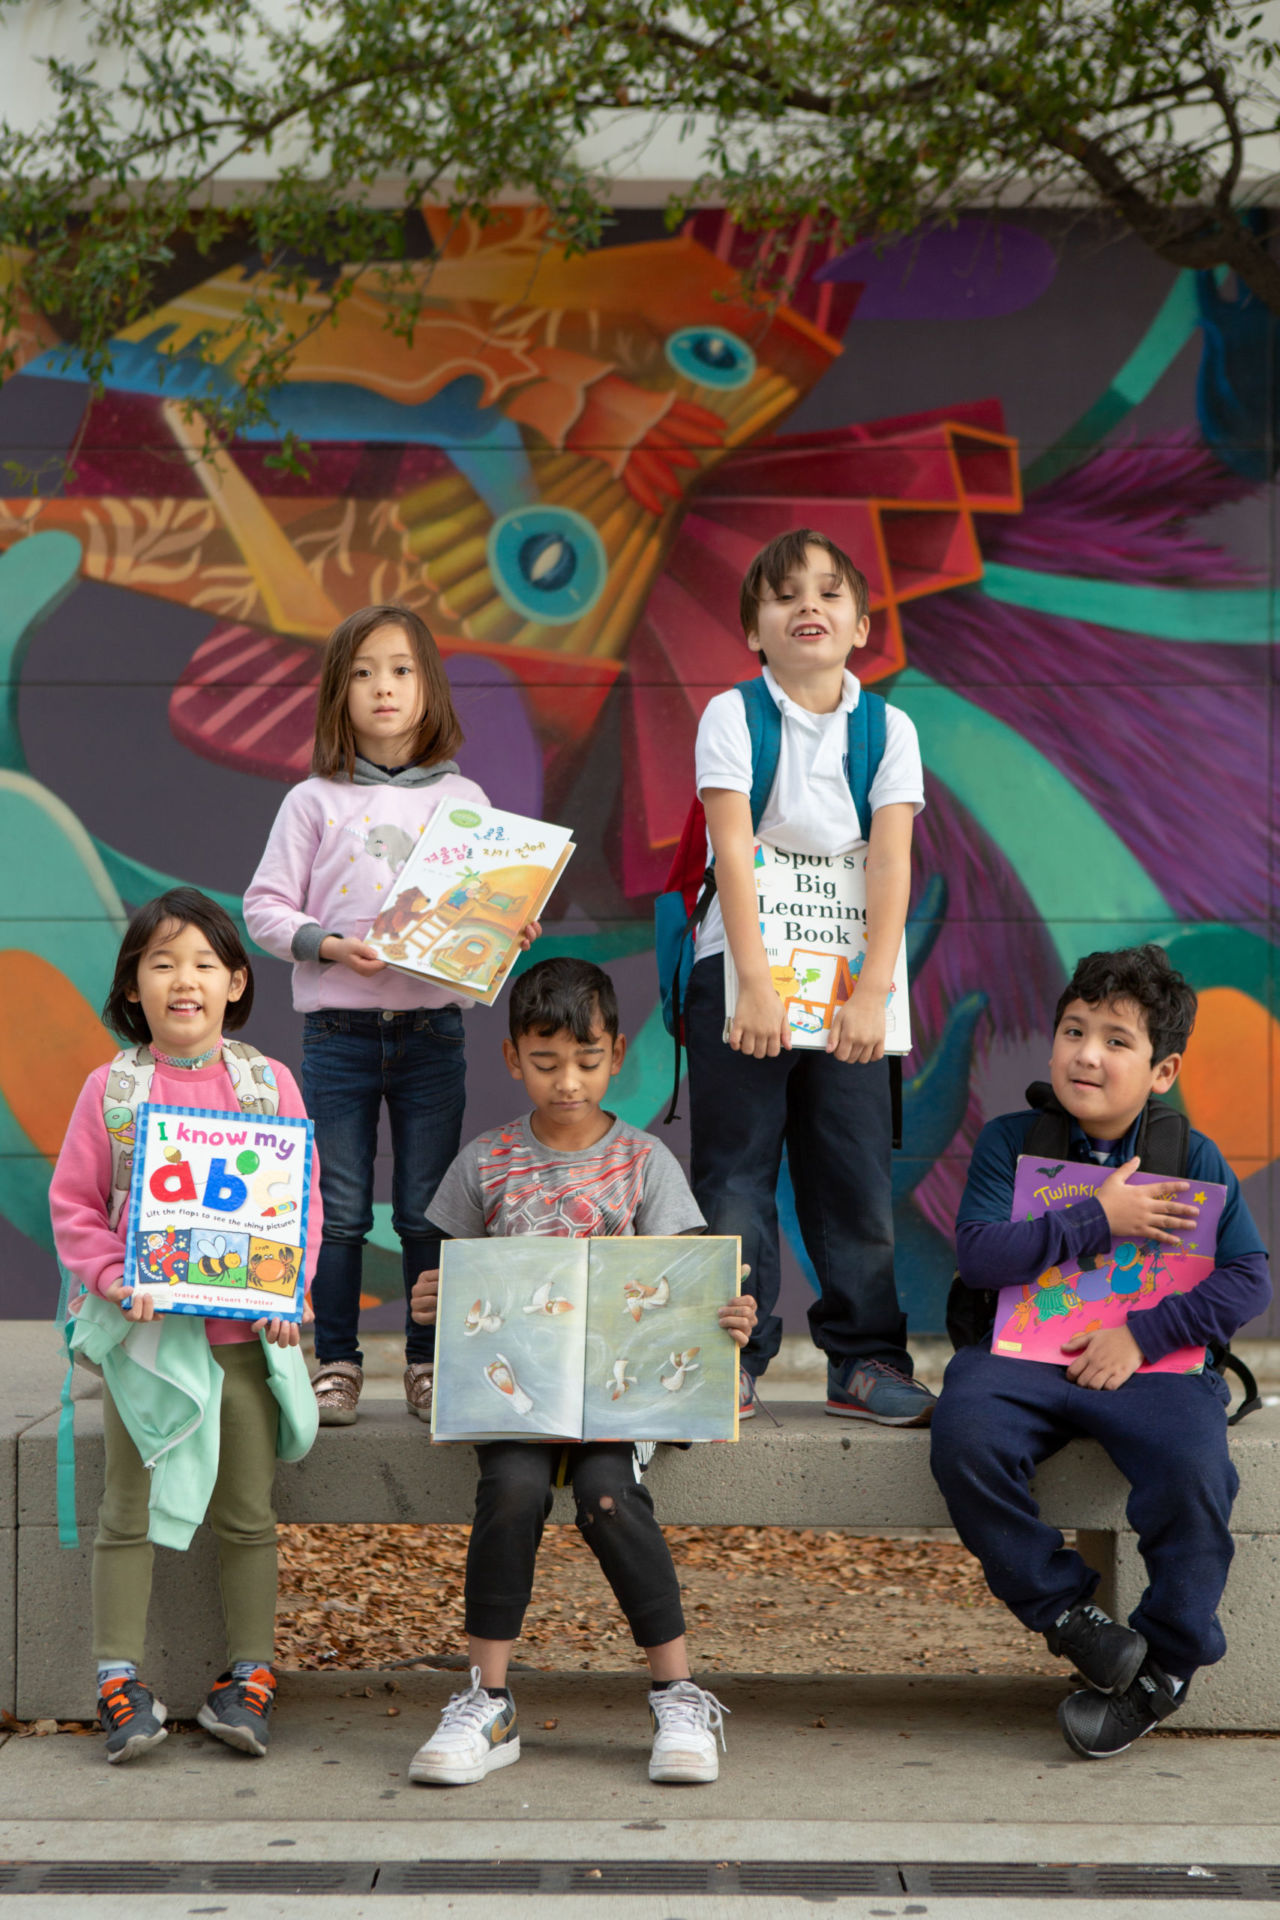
[291,923,342,964]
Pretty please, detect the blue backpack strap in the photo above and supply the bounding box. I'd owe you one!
[845,689,887,833]
[736,678,782,831]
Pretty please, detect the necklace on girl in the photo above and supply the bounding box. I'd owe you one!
[150,1039,223,1071]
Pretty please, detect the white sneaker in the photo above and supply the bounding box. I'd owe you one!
[408,1667,520,1787]
[647,1680,728,1784]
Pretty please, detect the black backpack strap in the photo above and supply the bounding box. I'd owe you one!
[663,872,716,1126]
[1133,1099,1191,1177]
[889,1055,903,1151]
[1216,1346,1263,1425]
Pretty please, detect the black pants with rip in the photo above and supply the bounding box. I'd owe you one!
[464,1441,686,1647]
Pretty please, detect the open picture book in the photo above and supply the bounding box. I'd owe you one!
[723,842,911,1053]
[122,1103,312,1322]
[431,1236,741,1443]
[365,801,575,1005]
[990,1154,1227,1375]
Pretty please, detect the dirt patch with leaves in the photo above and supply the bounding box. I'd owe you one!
[276,1524,1065,1677]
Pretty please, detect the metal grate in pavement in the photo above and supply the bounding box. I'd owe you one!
[0,1858,1276,1897]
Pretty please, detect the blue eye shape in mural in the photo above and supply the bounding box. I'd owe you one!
[664,325,756,390]
[487,505,608,624]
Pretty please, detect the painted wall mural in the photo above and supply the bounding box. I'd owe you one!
[0,205,1275,1334]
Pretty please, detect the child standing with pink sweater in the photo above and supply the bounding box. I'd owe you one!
[50,889,320,1762]
[245,604,537,1427]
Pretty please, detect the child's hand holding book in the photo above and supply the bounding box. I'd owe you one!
[1096,1158,1198,1247]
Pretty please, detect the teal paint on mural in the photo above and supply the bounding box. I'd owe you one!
[609,998,677,1129]
[91,842,253,941]
[979,564,1278,643]
[0,1106,55,1248]
[1022,272,1206,492]
[891,673,1175,969]
[0,533,83,772]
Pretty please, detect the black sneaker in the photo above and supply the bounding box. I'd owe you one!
[98,1677,168,1764]
[1044,1602,1147,1694]
[1058,1658,1184,1759]
[197,1667,277,1756]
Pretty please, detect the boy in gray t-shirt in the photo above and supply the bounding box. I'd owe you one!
[405,958,756,1791]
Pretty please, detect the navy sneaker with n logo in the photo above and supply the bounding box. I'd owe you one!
[826,1358,936,1427]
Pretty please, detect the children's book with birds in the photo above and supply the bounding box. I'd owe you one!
[365,801,575,1004]
[990,1156,1226,1375]
[122,1103,312,1321]
[431,1236,741,1442]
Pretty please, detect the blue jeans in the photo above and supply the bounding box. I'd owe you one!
[930,1344,1238,1679]
[684,956,908,1378]
[301,1007,467,1366]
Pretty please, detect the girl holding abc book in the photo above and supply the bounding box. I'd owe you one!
[49,888,321,1764]
[244,604,542,1428]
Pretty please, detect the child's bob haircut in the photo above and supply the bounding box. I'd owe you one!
[509,957,620,1045]
[1053,944,1197,1067]
[104,888,255,1046]
[739,528,870,643]
[311,603,464,779]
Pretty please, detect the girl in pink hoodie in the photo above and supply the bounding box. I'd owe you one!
[49,888,320,1763]
[244,605,537,1429]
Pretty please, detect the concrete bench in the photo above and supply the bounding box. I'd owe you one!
[8,1393,1280,1730]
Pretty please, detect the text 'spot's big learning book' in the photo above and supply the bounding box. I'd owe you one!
[723,843,911,1053]
[124,1105,313,1322]
[365,802,575,1005]
[432,1237,741,1444]
[991,1156,1227,1375]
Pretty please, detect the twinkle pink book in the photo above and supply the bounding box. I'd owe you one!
[990,1156,1227,1376]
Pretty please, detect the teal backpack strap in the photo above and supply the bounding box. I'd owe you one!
[845,690,887,832]
[54,1259,83,1548]
[736,678,782,831]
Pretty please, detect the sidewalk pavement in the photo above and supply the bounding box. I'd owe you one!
[5,1323,1280,1912]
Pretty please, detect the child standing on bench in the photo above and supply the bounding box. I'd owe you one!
[49,889,320,1763]
[685,528,932,1425]
[406,957,756,1787]
[245,604,539,1427]
[932,945,1270,1756]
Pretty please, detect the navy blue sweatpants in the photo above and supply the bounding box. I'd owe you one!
[930,1345,1238,1680]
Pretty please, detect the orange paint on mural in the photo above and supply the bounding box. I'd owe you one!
[1178,986,1277,1175]
[0,951,114,1162]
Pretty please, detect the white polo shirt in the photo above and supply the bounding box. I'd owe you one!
[693,666,925,961]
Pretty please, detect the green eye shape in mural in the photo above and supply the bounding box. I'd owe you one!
[664,326,757,391]
[486,505,608,625]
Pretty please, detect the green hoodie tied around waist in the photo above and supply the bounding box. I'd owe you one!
[58,1289,318,1550]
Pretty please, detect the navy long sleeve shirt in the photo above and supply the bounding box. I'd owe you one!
[955,1107,1271,1362]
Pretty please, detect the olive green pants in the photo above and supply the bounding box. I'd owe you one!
[93,1340,279,1667]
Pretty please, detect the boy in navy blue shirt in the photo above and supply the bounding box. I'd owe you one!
[931,945,1269,1757]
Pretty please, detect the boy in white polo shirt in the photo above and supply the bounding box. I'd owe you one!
[685,528,934,1425]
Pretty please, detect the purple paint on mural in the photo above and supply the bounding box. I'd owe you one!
[817,217,1057,320]
[447,653,543,817]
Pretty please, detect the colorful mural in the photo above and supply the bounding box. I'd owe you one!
[0,205,1275,1333]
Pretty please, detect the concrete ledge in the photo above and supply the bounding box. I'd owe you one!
[15,1400,1280,1725]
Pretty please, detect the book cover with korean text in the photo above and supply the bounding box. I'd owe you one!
[723,842,910,1053]
[366,802,575,1005]
[990,1155,1226,1375]
[123,1104,312,1322]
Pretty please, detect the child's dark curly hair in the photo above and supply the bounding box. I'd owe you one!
[508,957,619,1044]
[1053,945,1197,1065]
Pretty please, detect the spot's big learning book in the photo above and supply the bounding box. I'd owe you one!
[431,1236,741,1443]
[722,843,910,1053]
[990,1156,1227,1375]
[123,1104,313,1321]
[365,801,575,1005]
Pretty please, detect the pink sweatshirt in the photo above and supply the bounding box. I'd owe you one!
[243,768,491,1012]
[49,1056,321,1346]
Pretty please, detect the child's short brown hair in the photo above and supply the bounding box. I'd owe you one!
[311,604,463,778]
[739,529,870,644]
[104,889,254,1045]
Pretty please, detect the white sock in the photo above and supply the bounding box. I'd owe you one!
[97,1661,137,1689]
